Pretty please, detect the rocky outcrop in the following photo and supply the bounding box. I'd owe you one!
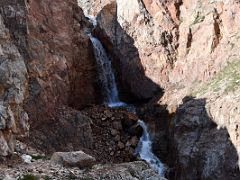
[27,106,94,154]
[26,105,142,164]
[95,0,240,94]
[77,0,114,16]
[170,97,240,179]
[0,15,28,156]
[94,1,162,101]
[1,0,240,179]
[85,0,240,179]
[0,0,101,156]
[25,0,99,125]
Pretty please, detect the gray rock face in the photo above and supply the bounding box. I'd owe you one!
[170,97,240,180]
[51,151,96,168]
[0,14,28,156]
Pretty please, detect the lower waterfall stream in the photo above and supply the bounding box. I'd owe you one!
[89,32,165,176]
[136,120,166,176]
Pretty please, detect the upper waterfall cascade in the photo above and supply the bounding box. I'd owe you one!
[89,34,125,107]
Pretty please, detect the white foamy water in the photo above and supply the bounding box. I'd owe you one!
[85,15,97,27]
[136,120,166,176]
[87,17,165,176]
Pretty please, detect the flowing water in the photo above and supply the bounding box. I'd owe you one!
[89,34,125,107]
[135,120,166,176]
[88,18,165,176]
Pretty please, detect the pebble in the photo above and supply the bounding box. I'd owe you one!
[113,121,123,130]
[110,129,118,136]
[114,135,120,142]
[117,142,125,150]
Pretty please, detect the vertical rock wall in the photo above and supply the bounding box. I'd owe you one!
[0,0,100,156]
[0,14,28,156]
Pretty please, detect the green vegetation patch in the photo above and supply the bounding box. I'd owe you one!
[18,174,38,180]
[194,60,240,96]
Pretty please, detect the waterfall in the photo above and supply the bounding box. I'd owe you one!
[89,34,125,107]
[87,16,165,177]
[135,120,166,176]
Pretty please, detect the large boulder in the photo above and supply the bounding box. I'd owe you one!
[51,151,96,168]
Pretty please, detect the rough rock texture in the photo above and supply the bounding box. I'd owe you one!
[27,106,94,154]
[170,97,240,179]
[0,160,165,180]
[77,0,114,16]
[82,105,142,163]
[27,105,141,164]
[51,151,96,168]
[0,14,28,156]
[95,0,240,97]
[0,0,101,156]
[94,1,163,101]
[25,0,99,125]
[88,0,240,179]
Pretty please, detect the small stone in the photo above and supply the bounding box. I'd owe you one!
[110,129,118,136]
[125,141,131,147]
[3,175,15,180]
[104,110,112,118]
[21,154,32,163]
[130,136,138,147]
[113,121,122,130]
[101,117,107,121]
[118,142,125,150]
[114,135,121,142]
[110,152,114,156]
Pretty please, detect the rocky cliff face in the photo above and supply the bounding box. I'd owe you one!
[0,14,28,156]
[79,0,240,179]
[94,0,240,99]
[0,0,100,157]
[1,0,240,179]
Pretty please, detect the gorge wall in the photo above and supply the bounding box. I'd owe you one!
[0,0,240,179]
[0,0,100,156]
[80,0,240,179]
